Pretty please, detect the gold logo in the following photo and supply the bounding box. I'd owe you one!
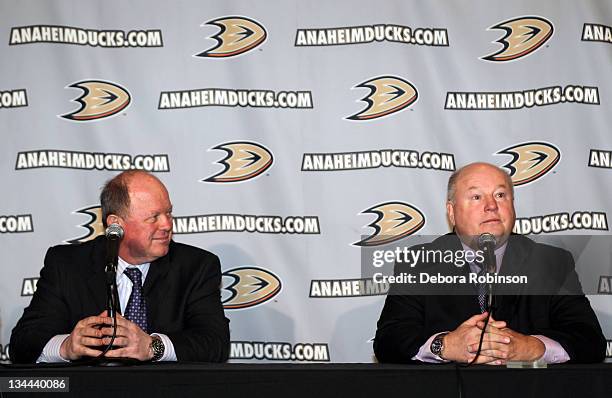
[204,141,273,183]
[354,201,425,246]
[222,267,281,309]
[196,16,267,58]
[68,205,104,243]
[61,80,131,121]
[497,142,560,186]
[348,76,418,120]
[483,16,553,62]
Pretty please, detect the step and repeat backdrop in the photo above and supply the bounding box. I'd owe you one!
[1,0,612,363]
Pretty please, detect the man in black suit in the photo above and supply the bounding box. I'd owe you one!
[374,162,606,364]
[10,171,230,363]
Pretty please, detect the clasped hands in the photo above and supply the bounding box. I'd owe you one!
[440,312,545,365]
[60,311,154,361]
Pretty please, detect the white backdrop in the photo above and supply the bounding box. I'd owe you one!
[1,0,611,363]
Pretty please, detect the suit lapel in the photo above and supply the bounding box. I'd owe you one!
[143,244,172,328]
[432,234,479,298]
[143,251,171,294]
[85,236,110,312]
[499,236,529,279]
[493,236,530,322]
[439,235,482,313]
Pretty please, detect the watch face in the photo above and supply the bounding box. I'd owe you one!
[151,338,164,361]
[431,335,444,356]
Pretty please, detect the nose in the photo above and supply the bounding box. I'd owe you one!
[159,214,173,231]
[484,194,498,212]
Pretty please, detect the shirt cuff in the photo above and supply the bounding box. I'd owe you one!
[412,332,450,363]
[532,335,570,364]
[37,334,70,363]
[151,333,177,362]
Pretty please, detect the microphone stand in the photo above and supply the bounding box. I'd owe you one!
[96,235,124,366]
[105,256,120,319]
[483,244,496,316]
[465,235,497,367]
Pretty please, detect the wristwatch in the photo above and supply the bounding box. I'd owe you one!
[150,335,165,362]
[430,332,449,359]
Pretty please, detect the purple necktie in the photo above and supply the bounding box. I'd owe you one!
[124,268,148,333]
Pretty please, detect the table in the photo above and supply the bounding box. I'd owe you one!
[1,363,611,397]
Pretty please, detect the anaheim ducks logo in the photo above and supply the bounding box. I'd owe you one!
[67,205,104,243]
[482,16,553,62]
[354,201,425,246]
[204,141,273,183]
[222,267,281,309]
[195,16,267,58]
[348,76,418,121]
[61,80,131,121]
[497,142,560,186]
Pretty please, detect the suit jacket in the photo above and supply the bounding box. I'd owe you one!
[374,234,606,364]
[10,236,230,364]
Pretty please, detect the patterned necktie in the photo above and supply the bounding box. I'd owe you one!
[124,268,148,333]
[475,264,489,313]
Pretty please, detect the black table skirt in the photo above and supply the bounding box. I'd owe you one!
[1,363,611,398]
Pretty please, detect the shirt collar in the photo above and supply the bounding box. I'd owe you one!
[117,257,151,281]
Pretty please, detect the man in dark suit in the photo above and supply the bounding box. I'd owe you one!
[374,162,606,364]
[10,171,230,363]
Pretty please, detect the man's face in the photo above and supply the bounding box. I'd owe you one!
[117,175,173,264]
[446,164,515,247]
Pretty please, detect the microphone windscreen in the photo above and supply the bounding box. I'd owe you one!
[105,223,124,239]
[477,233,496,250]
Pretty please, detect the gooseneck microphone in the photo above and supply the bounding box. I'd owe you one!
[98,223,126,365]
[477,233,497,274]
[477,232,497,313]
[465,233,499,367]
[105,223,124,318]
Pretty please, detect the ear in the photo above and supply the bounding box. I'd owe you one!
[106,214,122,227]
[446,201,455,227]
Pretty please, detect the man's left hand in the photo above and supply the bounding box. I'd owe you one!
[100,315,153,361]
[468,325,545,363]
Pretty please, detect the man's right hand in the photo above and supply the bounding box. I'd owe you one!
[441,312,511,364]
[59,311,113,360]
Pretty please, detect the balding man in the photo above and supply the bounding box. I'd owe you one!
[10,171,229,363]
[374,162,605,364]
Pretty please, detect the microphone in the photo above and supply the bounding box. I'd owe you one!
[105,224,124,318]
[105,223,124,267]
[477,233,497,273]
[106,223,124,240]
